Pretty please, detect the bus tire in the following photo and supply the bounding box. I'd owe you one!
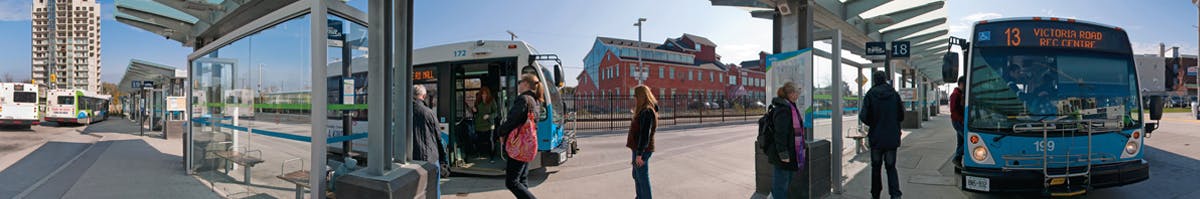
[440,163,451,178]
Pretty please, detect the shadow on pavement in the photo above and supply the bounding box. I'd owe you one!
[440,167,555,196]
[0,125,36,132]
[1081,145,1200,199]
[0,142,91,198]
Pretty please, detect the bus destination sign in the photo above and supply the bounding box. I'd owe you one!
[973,20,1130,53]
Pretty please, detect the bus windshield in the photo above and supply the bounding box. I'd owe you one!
[967,47,1141,132]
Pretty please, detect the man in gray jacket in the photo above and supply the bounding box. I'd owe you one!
[412,85,445,198]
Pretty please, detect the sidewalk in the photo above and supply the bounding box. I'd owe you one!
[13,119,219,199]
[831,108,965,199]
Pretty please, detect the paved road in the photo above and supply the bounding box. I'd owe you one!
[439,115,863,199]
[439,110,1200,199]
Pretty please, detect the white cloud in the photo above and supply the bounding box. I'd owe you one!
[717,43,765,63]
[961,12,1002,22]
[0,0,32,21]
[951,13,1002,35]
[949,24,970,34]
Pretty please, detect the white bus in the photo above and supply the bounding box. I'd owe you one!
[45,89,110,125]
[0,83,40,128]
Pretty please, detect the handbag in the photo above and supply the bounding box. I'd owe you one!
[505,111,539,162]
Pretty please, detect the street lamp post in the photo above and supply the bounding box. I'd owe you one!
[635,18,647,86]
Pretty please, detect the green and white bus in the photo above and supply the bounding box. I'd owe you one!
[45,89,110,125]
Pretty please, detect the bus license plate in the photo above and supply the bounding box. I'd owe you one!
[965,176,990,191]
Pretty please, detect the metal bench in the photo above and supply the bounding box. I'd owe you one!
[212,147,264,185]
[276,158,309,199]
[847,125,869,154]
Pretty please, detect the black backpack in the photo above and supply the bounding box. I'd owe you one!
[757,105,778,153]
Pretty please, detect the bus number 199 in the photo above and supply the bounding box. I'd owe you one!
[1034,140,1055,152]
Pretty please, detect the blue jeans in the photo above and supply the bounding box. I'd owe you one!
[431,161,441,199]
[632,152,653,199]
[771,165,794,199]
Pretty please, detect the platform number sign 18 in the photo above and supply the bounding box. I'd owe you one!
[891,41,910,58]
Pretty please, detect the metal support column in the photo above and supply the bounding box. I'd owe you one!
[366,0,388,175]
[829,29,844,194]
[308,0,330,197]
[396,0,415,165]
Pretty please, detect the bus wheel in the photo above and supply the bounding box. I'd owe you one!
[440,163,451,178]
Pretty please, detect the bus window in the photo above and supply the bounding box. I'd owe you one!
[14,92,37,103]
[58,96,74,105]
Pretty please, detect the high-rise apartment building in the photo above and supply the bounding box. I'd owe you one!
[31,0,102,94]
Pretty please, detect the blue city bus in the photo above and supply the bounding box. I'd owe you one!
[955,17,1151,196]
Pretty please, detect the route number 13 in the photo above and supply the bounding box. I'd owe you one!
[1005,27,1021,46]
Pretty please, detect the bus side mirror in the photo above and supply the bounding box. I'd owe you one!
[942,52,960,83]
[1149,96,1164,120]
[553,64,564,88]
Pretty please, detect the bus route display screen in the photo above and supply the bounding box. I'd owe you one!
[973,20,1131,54]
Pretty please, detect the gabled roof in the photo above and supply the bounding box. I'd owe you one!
[681,33,717,47]
[596,37,662,49]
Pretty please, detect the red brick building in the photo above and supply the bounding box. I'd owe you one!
[576,34,768,103]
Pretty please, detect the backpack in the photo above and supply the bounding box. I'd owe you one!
[506,111,539,162]
[757,105,778,154]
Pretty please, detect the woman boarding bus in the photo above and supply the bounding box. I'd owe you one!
[412,40,578,176]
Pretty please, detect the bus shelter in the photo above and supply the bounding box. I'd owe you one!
[113,0,421,197]
[118,59,187,138]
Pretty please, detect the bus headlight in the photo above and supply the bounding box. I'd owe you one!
[1121,130,1143,159]
[1124,141,1139,154]
[972,146,990,161]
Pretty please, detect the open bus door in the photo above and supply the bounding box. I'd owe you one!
[417,57,522,176]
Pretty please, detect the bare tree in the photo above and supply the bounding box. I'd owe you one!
[2,73,13,82]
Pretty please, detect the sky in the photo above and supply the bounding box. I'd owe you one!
[0,0,1194,90]
[0,0,193,84]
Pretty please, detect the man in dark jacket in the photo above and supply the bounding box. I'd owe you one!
[859,71,903,199]
[412,85,446,198]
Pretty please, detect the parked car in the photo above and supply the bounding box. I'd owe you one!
[706,102,721,109]
[752,101,767,108]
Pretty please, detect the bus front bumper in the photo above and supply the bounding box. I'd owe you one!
[961,159,1149,193]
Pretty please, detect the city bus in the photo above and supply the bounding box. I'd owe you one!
[949,17,1154,196]
[0,83,40,128]
[413,40,578,176]
[45,89,110,125]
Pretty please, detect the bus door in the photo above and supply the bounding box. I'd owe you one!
[446,59,515,173]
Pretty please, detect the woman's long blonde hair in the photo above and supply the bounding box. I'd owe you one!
[519,74,545,103]
[633,85,658,115]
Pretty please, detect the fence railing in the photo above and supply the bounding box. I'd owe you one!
[563,94,769,132]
